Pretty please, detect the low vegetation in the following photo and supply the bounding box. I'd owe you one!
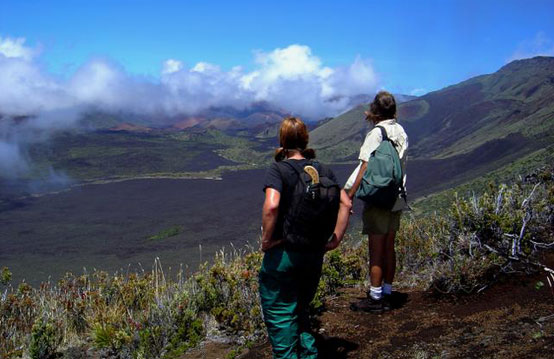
[25,129,270,182]
[148,226,184,241]
[1,167,552,358]
[396,165,554,293]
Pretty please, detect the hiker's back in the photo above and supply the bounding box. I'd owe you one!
[345,91,409,313]
[376,120,408,163]
[276,159,340,250]
[360,119,407,171]
[259,116,350,359]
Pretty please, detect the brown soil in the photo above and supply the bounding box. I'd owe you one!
[185,269,554,359]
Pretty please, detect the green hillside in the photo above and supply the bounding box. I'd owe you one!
[313,56,554,160]
[402,56,554,159]
[25,128,270,181]
[310,56,554,200]
[309,105,368,162]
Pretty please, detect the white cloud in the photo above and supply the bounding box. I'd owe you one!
[508,31,554,62]
[236,45,378,117]
[0,38,382,177]
[410,88,427,96]
[0,55,71,114]
[252,45,329,81]
[326,56,378,98]
[162,59,183,74]
[0,36,36,61]
[0,39,380,119]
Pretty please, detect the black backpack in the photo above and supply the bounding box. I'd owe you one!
[276,160,340,250]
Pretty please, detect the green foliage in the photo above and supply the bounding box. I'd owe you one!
[225,340,253,359]
[195,251,265,335]
[397,166,554,294]
[0,248,265,358]
[148,225,183,241]
[29,317,62,359]
[311,245,367,311]
[162,317,203,358]
[535,281,545,290]
[1,266,12,285]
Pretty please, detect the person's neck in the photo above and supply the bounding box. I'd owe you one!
[286,150,305,160]
[373,118,394,125]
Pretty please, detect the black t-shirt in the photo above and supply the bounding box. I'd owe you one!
[263,159,338,241]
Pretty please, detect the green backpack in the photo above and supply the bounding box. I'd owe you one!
[355,126,403,210]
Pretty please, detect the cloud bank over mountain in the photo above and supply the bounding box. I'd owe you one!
[0,36,378,120]
[0,35,380,178]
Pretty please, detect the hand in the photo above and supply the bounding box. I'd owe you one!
[346,196,354,215]
[261,238,284,252]
[325,234,340,252]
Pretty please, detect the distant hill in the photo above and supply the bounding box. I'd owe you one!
[311,56,554,196]
[309,95,416,162]
[401,56,554,159]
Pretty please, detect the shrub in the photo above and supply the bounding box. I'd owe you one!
[311,242,367,311]
[29,317,62,359]
[1,267,12,286]
[395,166,554,294]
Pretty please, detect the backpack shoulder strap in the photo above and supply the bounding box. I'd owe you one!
[279,159,303,176]
[376,125,401,152]
[276,160,306,193]
[375,125,389,142]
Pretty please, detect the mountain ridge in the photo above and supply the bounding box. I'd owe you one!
[312,56,554,160]
[310,56,554,195]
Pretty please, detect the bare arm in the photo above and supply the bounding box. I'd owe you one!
[347,160,367,199]
[261,188,284,252]
[325,189,352,251]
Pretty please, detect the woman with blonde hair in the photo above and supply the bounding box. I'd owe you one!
[259,117,352,358]
[345,91,408,312]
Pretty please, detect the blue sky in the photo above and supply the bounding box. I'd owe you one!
[0,0,553,106]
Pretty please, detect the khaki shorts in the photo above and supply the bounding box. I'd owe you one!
[362,205,401,235]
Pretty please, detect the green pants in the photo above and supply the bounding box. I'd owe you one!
[258,247,324,359]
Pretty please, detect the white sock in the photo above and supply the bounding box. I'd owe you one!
[383,283,393,295]
[369,286,382,300]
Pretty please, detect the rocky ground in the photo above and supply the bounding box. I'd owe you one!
[185,265,554,359]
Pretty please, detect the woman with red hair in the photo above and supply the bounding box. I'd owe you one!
[259,117,352,358]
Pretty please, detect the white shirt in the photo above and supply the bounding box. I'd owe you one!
[344,119,409,191]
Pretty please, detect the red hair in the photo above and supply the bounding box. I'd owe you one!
[274,117,315,161]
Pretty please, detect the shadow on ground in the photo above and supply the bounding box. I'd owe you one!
[315,335,359,358]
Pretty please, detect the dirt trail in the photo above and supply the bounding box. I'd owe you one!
[185,268,554,359]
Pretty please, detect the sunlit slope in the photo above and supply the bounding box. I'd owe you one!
[312,56,554,163]
[311,57,554,195]
[309,105,369,162]
[401,56,554,159]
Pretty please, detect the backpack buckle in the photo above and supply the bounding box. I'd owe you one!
[306,184,319,200]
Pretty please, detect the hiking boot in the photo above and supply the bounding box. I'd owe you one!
[350,297,385,313]
[383,291,409,309]
[382,295,392,311]
[364,290,392,311]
